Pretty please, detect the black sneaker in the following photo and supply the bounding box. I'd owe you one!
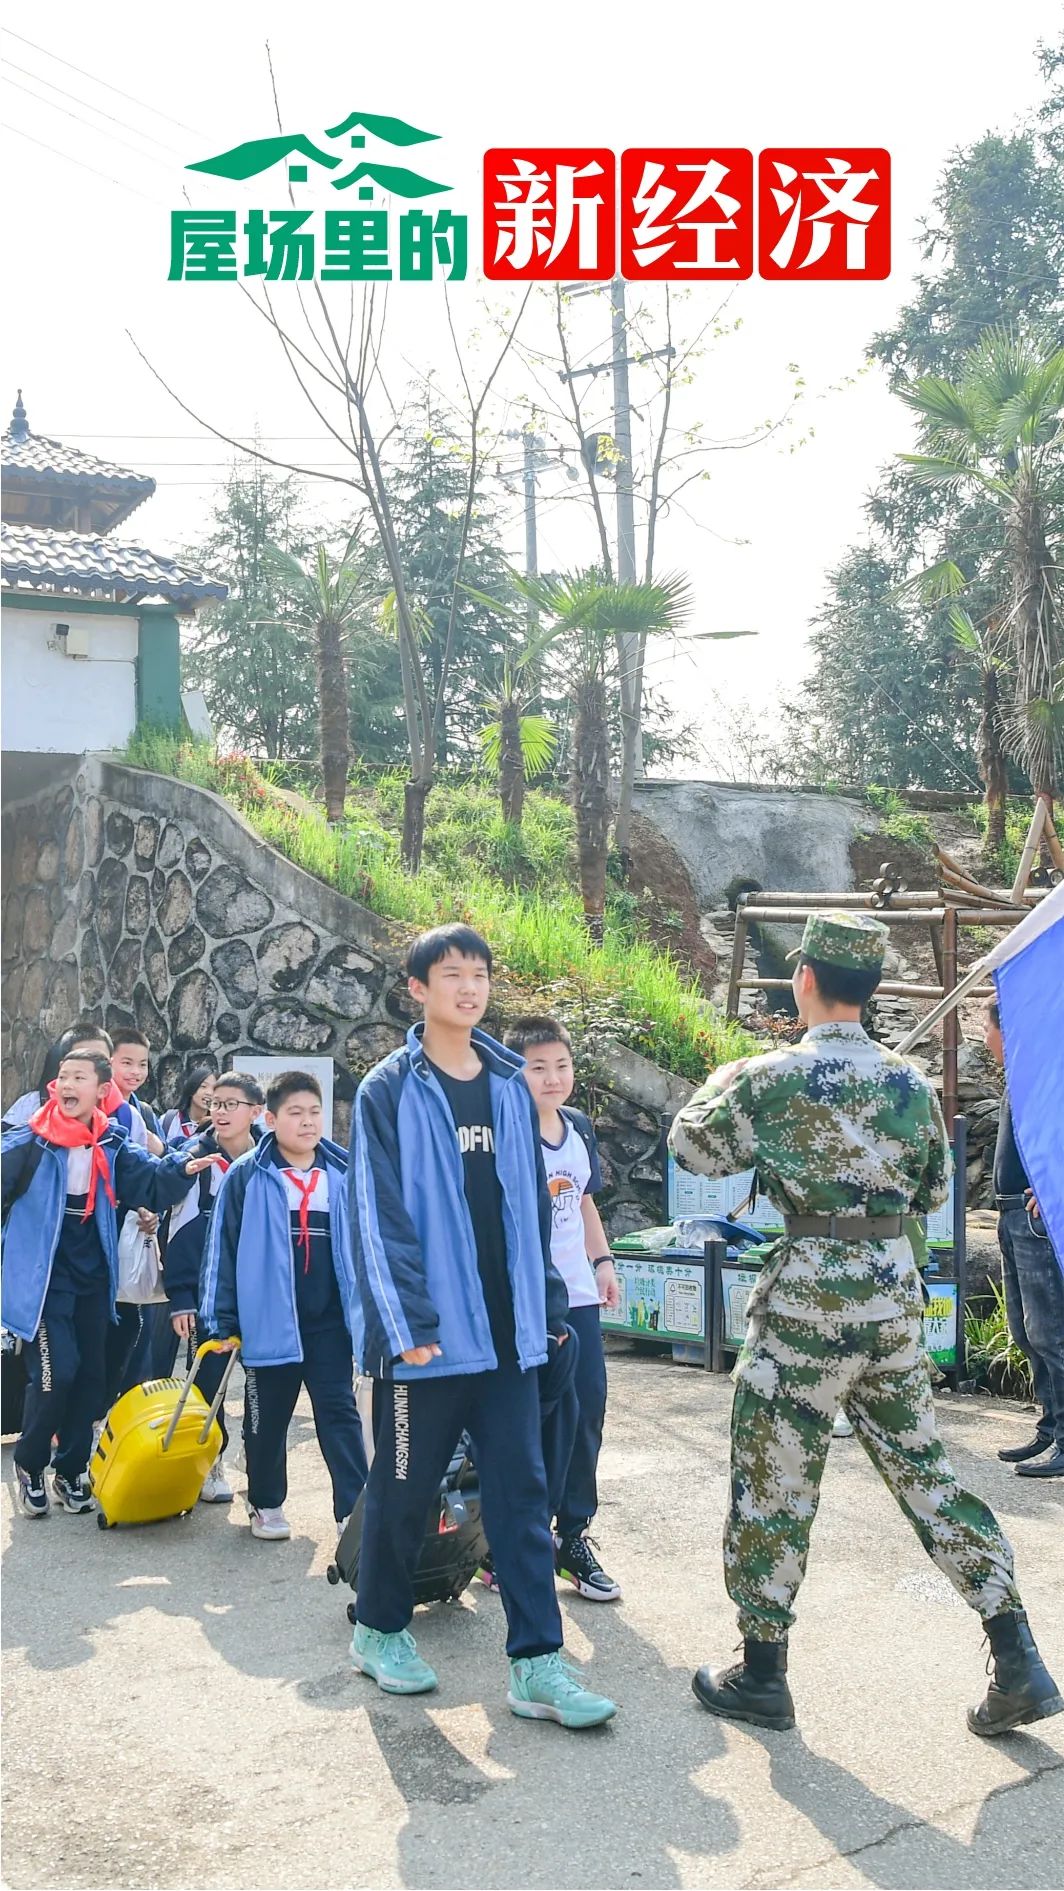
[554,1532,622,1602]
[52,1472,94,1514]
[14,1464,50,1519]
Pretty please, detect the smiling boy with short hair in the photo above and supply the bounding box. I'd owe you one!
[348,923,616,1729]
[2,1051,218,1519]
[201,1070,366,1541]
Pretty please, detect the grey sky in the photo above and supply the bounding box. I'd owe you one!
[2,2,1053,775]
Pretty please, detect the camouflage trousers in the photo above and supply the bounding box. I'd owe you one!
[725,1308,1020,1642]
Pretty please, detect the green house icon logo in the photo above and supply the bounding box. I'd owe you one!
[187,111,451,200]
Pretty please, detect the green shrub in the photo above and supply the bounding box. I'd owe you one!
[964,1280,1033,1398]
[865,786,933,848]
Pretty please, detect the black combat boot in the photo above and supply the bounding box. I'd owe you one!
[968,1610,1064,1737]
[692,1639,796,1731]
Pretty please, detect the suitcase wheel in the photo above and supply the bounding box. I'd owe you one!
[326,1562,339,1586]
[346,1603,357,1626]
[96,1512,111,1531]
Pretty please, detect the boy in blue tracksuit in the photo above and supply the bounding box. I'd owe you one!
[162,1070,265,1503]
[348,923,616,1730]
[1,1050,219,1519]
[201,1070,367,1542]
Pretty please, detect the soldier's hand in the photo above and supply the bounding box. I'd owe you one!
[712,1056,751,1088]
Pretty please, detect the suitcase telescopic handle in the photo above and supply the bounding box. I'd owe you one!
[162,1338,241,1452]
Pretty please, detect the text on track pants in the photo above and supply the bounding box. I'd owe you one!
[16,1278,110,1481]
[356,1358,564,1660]
[726,1308,1021,1642]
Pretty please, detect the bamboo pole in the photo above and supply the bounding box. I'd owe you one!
[736,978,994,999]
[1009,799,1048,903]
[726,909,748,1020]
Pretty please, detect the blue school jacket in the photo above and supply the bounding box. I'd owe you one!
[0,1125,202,1343]
[349,1023,567,1381]
[199,1132,356,1367]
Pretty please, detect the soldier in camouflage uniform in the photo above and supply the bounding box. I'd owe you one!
[670,912,1061,1737]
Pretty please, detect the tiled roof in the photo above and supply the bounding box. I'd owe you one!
[1,524,227,607]
[2,429,156,496]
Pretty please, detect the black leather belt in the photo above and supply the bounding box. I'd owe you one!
[783,1213,905,1240]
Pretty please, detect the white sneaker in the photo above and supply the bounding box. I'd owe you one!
[199,1462,234,1504]
[832,1410,854,1438]
[249,1505,291,1540]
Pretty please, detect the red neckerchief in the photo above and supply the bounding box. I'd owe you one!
[283,1167,321,1272]
[28,1086,117,1222]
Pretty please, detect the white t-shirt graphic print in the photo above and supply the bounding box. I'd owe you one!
[541,1116,600,1310]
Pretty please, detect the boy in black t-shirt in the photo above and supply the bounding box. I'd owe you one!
[349,925,616,1728]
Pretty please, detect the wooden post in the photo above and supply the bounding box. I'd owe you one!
[726,906,749,1020]
[1043,803,1064,874]
[929,918,945,991]
[942,905,959,1135]
[1009,799,1047,904]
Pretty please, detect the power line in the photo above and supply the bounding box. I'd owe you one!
[2,121,161,205]
[1,26,206,136]
[1,73,181,172]
[1,54,186,156]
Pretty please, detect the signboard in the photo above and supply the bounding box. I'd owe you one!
[666,1153,784,1232]
[922,1281,959,1369]
[720,1263,764,1349]
[231,1055,335,1139]
[600,1256,706,1344]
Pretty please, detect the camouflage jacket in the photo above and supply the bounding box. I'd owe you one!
[669,1021,952,1320]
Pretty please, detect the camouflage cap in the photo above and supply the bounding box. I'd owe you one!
[787,911,889,971]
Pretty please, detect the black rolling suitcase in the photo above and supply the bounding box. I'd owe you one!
[1,1334,28,1437]
[326,1433,489,1625]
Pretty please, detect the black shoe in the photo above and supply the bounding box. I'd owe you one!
[1015,1447,1064,1478]
[52,1472,94,1514]
[998,1435,1053,1464]
[968,1610,1064,1737]
[554,1532,622,1602]
[692,1639,796,1731]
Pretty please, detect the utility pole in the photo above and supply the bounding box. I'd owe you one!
[522,429,540,637]
[559,281,675,782]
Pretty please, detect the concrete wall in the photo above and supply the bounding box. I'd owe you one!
[1,607,138,753]
[631,780,877,908]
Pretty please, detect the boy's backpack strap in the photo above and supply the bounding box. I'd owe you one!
[560,1105,596,1162]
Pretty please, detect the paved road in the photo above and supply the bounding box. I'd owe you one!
[3,1350,1062,1890]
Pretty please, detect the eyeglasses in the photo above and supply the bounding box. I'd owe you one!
[211,1098,253,1114]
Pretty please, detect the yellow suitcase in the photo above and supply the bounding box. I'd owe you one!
[91,1339,240,1530]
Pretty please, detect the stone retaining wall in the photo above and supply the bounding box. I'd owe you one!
[1,758,679,1232]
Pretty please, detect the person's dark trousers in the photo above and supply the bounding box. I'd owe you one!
[16,1279,110,1481]
[243,1317,366,1520]
[555,1302,608,1537]
[999,1206,1064,1449]
[119,1303,173,1395]
[154,1325,232,1452]
[103,1303,142,1410]
[538,1324,579,1521]
[357,1359,565,1659]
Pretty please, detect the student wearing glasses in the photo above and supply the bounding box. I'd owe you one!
[160,1071,264,1503]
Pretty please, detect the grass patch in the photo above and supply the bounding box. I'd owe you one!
[119,733,754,1080]
[964,1279,1033,1399]
[967,800,1033,887]
[865,786,934,848]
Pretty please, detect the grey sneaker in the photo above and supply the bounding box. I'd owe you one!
[14,1464,50,1519]
[249,1505,291,1540]
[52,1472,94,1514]
[199,1462,233,1504]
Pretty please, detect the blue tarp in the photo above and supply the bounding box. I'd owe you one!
[991,882,1064,1275]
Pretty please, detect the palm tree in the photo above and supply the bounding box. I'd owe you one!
[512,572,694,938]
[948,604,1011,857]
[898,329,1064,818]
[269,534,373,823]
[479,655,556,826]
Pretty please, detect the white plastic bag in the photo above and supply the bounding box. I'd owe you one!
[117,1218,164,1304]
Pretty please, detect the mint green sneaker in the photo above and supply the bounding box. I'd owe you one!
[508,1651,617,1728]
[350,1623,438,1695]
